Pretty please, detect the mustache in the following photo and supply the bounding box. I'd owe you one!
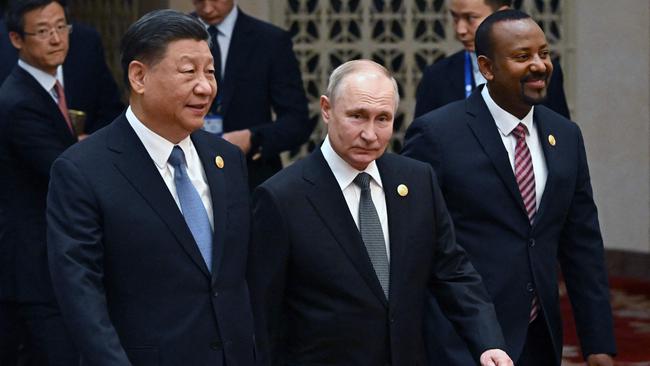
[521,72,549,83]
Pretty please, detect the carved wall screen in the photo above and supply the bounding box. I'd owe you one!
[271,0,571,156]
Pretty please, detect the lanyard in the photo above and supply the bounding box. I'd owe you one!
[464,50,473,98]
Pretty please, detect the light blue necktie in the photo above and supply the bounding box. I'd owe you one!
[168,146,213,272]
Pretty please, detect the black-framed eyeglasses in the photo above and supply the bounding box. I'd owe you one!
[23,24,73,40]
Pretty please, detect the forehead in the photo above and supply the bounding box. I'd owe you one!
[23,2,66,25]
[336,72,396,108]
[449,0,492,14]
[490,19,548,52]
[159,38,212,62]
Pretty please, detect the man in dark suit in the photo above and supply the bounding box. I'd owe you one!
[248,59,513,366]
[414,0,570,119]
[192,0,313,190]
[403,10,616,366]
[0,1,82,364]
[47,10,255,365]
[0,17,124,133]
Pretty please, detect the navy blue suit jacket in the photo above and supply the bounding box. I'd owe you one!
[47,115,256,366]
[414,50,570,119]
[0,20,124,133]
[215,9,313,189]
[403,88,616,364]
[0,66,77,303]
[248,149,505,365]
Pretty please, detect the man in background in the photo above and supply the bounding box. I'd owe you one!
[0,3,123,133]
[0,1,81,364]
[192,0,314,190]
[404,10,616,366]
[414,0,570,119]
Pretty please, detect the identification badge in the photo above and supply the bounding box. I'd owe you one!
[203,114,223,135]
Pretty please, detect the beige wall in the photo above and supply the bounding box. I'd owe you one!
[168,0,270,20]
[574,0,650,253]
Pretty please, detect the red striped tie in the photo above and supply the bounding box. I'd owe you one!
[54,80,74,134]
[512,123,540,323]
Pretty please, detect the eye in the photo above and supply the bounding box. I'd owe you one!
[514,54,529,61]
[540,50,550,58]
[36,28,49,37]
[55,24,67,32]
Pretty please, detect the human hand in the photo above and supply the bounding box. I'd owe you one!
[587,353,614,366]
[222,129,252,154]
[479,349,513,366]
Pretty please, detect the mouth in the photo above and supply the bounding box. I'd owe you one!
[186,103,209,114]
[522,74,548,89]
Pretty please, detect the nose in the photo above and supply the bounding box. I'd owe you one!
[195,73,216,96]
[529,54,549,74]
[50,29,62,43]
[455,19,468,37]
[360,122,378,143]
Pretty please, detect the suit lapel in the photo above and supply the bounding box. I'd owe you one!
[532,109,559,225]
[465,89,528,217]
[191,133,227,283]
[16,67,76,145]
[303,150,388,307]
[108,116,211,278]
[376,155,410,304]
[449,50,467,100]
[219,10,254,117]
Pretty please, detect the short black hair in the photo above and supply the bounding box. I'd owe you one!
[120,9,208,89]
[484,0,512,10]
[6,0,67,34]
[474,9,531,59]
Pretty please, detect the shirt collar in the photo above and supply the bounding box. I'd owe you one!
[18,59,64,92]
[125,106,195,169]
[321,135,383,191]
[198,5,238,38]
[481,84,535,137]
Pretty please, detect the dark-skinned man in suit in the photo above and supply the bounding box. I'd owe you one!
[248,59,513,366]
[414,0,570,119]
[404,10,616,366]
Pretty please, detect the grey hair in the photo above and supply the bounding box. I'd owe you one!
[325,59,400,109]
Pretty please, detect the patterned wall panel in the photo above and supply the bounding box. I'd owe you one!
[272,0,570,156]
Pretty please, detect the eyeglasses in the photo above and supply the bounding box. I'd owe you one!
[23,24,73,40]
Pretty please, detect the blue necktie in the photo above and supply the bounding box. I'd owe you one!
[168,146,213,272]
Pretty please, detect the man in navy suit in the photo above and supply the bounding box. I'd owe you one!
[0,16,124,133]
[47,9,255,365]
[403,10,615,366]
[414,0,570,119]
[0,1,83,364]
[248,59,513,366]
[192,0,313,190]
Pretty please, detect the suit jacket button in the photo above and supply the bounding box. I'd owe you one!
[214,291,219,297]
[526,282,534,292]
[529,238,536,247]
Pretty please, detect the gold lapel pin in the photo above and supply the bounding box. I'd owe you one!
[215,156,224,169]
[548,134,556,146]
[397,184,408,197]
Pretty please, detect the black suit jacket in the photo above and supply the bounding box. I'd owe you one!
[215,9,313,189]
[47,115,255,366]
[248,149,505,365]
[414,50,570,119]
[0,20,124,133]
[0,66,77,303]
[403,88,616,364]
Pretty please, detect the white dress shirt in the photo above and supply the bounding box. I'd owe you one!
[198,5,238,78]
[470,52,487,87]
[321,136,390,261]
[481,85,548,209]
[18,59,64,103]
[125,106,214,229]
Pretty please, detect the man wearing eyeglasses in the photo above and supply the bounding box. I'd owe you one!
[0,1,80,364]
